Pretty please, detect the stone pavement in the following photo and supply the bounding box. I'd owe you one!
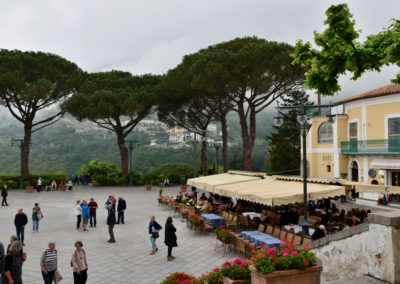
[0,185,387,284]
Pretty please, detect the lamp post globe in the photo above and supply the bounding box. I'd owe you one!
[273,117,284,127]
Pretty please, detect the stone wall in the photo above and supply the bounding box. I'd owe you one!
[309,211,400,283]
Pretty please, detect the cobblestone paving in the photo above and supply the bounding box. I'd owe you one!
[0,185,387,284]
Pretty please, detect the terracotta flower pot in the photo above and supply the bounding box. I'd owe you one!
[180,185,187,192]
[59,185,67,191]
[217,235,231,244]
[145,184,152,191]
[223,277,251,284]
[26,186,34,193]
[249,265,322,284]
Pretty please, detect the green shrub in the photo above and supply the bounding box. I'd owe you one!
[0,173,67,189]
[168,172,182,184]
[79,160,121,176]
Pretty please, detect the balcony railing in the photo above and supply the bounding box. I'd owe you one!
[341,139,400,155]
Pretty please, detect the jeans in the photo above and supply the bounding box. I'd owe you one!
[77,215,82,229]
[168,246,173,257]
[73,270,87,284]
[1,196,7,206]
[90,213,96,227]
[108,225,115,242]
[37,185,42,192]
[33,219,39,231]
[16,226,25,244]
[117,211,124,224]
[42,270,55,284]
[150,236,157,249]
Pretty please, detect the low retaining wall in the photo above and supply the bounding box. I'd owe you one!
[309,211,400,283]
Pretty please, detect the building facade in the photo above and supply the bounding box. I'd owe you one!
[302,84,400,186]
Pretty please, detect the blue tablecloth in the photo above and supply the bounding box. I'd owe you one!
[240,231,265,240]
[240,231,282,248]
[201,214,225,228]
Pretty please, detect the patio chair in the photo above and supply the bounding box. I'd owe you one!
[303,236,313,245]
[244,241,257,258]
[293,235,302,246]
[202,220,214,234]
[286,231,296,243]
[272,226,281,238]
[279,229,288,240]
[226,215,238,231]
[265,225,274,236]
[258,224,265,232]
[261,209,267,216]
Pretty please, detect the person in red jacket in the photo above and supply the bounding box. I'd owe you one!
[88,198,98,227]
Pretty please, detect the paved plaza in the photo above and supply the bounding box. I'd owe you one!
[0,185,387,284]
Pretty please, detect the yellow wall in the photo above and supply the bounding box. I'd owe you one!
[366,102,400,139]
[347,107,363,139]
[303,153,334,179]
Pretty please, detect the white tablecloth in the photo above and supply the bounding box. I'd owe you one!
[242,212,261,219]
[284,224,315,235]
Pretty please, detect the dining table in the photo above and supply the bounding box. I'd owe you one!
[201,214,225,228]
[240,231,282,248]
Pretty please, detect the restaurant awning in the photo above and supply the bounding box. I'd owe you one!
[213,178,345,206]
[187,171,264,192]
[371,159,400,170]
[355,184,400,194]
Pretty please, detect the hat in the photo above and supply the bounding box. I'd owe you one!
[319,225,325,230]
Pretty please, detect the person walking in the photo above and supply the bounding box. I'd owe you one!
[71,241,88,284]
[40,242,57,284]
[37,177,42,192]
[2,241,25,284]
[67,179,73,191]
[2,185,9,206]
[14,209,28,245]
[81,201,89,232]
[116,197,126,225]
[75,200,82,230]
[32,203,42,233]
[88,198,97,227]
[106,204,116,243]
[0,242,4,275]
[164,217,177,261]
[148,216,162,255]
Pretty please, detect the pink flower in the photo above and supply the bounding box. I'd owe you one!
[266,248,276,255]
[291,251,299,257]
[283,252,289,257]
[303,259,309,267]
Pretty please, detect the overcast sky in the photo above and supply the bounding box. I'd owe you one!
[0,0,399,102]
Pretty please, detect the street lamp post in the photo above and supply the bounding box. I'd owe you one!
[189,133,200,178]
[274,102,335,239]
[126,140,138,186]
[214,141,221,174]
[11,138,30,189]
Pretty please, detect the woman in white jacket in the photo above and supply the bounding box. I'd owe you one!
[75,200,82,229]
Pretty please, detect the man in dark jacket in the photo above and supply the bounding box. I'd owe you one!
[2,185,8,206]
[107,204,116,243]
[164,217,177,261]
[311,224,326,240]
[14,209,28,245]
[116,197,127,225]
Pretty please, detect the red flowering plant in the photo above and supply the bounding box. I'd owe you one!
[198,267,223,284]
[190,214,202,225]
[220,258,251,280]
[170,200,180,209]
[214,226,231,240]
[161,272,198,284]
[251,239,316,274]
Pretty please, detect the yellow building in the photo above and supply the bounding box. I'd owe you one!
[302,84,400,186]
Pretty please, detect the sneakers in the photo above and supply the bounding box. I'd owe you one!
[167,256,174,261]
[107,240,115,243]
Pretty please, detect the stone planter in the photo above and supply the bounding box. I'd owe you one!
[26,186,34,193]
[92,180,97,186]
[249,265,322,284]
[59,185,67,191]
[180,185,187,192]
[145,184,152,191]
[223,277,251,284]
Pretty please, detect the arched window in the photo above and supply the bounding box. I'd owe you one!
[318,122,333,144]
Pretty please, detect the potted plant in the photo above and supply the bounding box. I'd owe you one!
[220,259,251,284]
[215,227,232,244]
[26,184,34,193]
[190,214,202,227]
[249,239,322,284]
[180,178,187,192]
[199,268,223,284]
[161,272,197,284]
[59,181,67,191]
[145,179,152,191]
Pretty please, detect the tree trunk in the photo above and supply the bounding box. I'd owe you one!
[116,130,129,177]
[201,139,208,175]
[220,115,229,173]
[237,103,253,171]
[22,122,32,176]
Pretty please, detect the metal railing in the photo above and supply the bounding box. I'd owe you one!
[341,139,400,155]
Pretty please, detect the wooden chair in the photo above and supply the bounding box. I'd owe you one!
[286,232,295,243]
[270,212,276,225]
[240,215,256,230]
[272,226,281,238]
[293,235,302,246]
[226,215,238,231]
[261,209,267,216]
[230,233,246,257]
[275,214,282,226]
[303,236,312,245]
[279,229,288,240]
[244,240,256,258]
[202,220,214,234]
[265,225,274,236]
[258,224,265,232]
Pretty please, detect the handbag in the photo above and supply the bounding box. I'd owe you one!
[54,270,63,283]
[151,231,159,238]
[38,212,44,220]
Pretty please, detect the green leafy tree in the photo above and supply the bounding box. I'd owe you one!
[158,65,215,176]
[0,49,83,175]
[293,4,400,96]
[191,37,305,171]
[62,71,160,177]
[266,90,312,175]
[79,159,121,176]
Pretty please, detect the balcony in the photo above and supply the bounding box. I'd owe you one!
[341,139,400,155]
